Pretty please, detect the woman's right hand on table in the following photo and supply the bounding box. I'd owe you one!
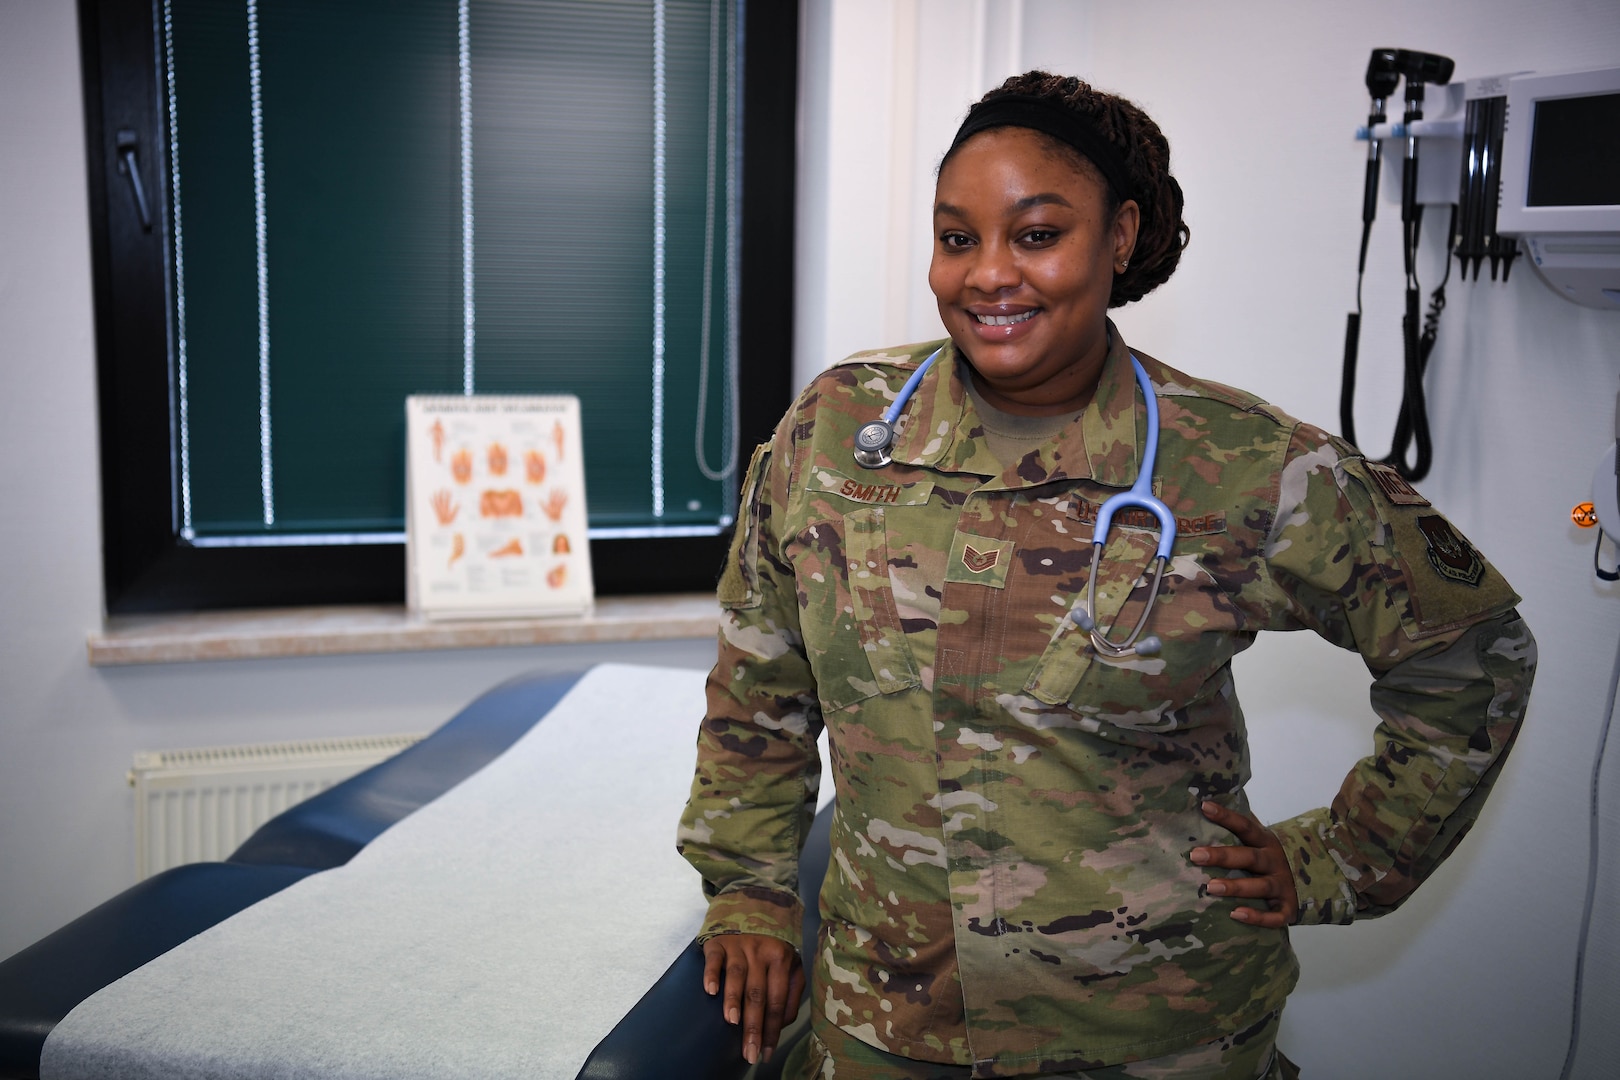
[702,932,806,1065]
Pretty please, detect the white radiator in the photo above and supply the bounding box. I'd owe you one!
[128,733,424,880]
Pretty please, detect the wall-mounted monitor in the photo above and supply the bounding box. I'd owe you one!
[1497,65,1620,309]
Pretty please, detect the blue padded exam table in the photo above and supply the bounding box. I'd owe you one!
[0,669,831,1080]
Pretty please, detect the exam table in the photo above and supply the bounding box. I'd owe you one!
[0,667,831,1080]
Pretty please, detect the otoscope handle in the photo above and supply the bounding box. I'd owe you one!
[1401,82,1423,223]
[1362,158,1381,224]
[1401,152,1420,224]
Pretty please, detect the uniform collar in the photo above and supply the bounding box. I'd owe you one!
[1081,322,1145,489]
[888,320,1144,491]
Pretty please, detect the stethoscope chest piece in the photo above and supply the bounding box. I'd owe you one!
[853,420,895,470]
[852,347,944,472]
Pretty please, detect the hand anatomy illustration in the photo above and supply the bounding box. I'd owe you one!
[405,395,592,618]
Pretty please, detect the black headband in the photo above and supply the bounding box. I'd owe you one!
[948,94,1136,204]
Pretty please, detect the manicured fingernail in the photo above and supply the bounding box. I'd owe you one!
[705,981,716,995]
[745,1042,757,1065]
[727,1007,739,1024]
[1207,880,1225,894]
[1201,800,1219,814]
[1189,848,1208,864]
[764,1046,775,1063]
[1232,908,1250,921]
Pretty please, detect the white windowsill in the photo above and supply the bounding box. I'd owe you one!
[88,593,721,667]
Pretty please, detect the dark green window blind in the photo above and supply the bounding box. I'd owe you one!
[163,0,739,543]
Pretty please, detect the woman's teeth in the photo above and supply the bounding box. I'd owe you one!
[975,311,1036,326]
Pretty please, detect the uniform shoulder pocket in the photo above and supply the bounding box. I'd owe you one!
[716,442,772,610]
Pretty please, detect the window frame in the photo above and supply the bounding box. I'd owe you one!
[79,0,797,614]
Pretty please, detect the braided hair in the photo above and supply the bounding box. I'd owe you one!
[943,71,1190,307]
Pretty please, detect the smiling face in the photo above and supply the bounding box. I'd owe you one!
[929,127,1138,415]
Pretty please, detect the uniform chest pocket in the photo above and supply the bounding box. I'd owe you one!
[1025,524,1245,731]
[793,506,922,712]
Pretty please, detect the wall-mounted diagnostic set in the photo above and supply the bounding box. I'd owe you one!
[1340,60,1620,1080]
[1341,54,1620,482]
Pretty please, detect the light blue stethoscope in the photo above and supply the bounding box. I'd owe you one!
[852,347,1176,658]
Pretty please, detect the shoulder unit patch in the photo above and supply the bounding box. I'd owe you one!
[1416,514,1484,586]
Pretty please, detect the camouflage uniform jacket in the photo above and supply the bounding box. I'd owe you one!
[677,326,1535,1077]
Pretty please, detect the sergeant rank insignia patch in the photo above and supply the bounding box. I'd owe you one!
[947,532,1014,588]
[1416,514,1484,586]
[962,544,999,573]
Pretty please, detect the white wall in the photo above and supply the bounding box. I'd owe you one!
[796,1,1620,1076]
[0,0,715,960]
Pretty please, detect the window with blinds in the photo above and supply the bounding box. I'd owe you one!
[81,0,795,612]
[165,0,740,543]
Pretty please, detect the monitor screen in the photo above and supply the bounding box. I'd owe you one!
[1527,92,1620,207]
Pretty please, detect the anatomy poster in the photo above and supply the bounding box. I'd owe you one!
[405,395,594,619]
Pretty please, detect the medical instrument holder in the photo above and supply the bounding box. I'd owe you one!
[1355,73,1529,262]
[1344,54,1505,483]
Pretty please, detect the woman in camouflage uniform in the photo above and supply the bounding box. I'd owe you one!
[678,72,1535,1079]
